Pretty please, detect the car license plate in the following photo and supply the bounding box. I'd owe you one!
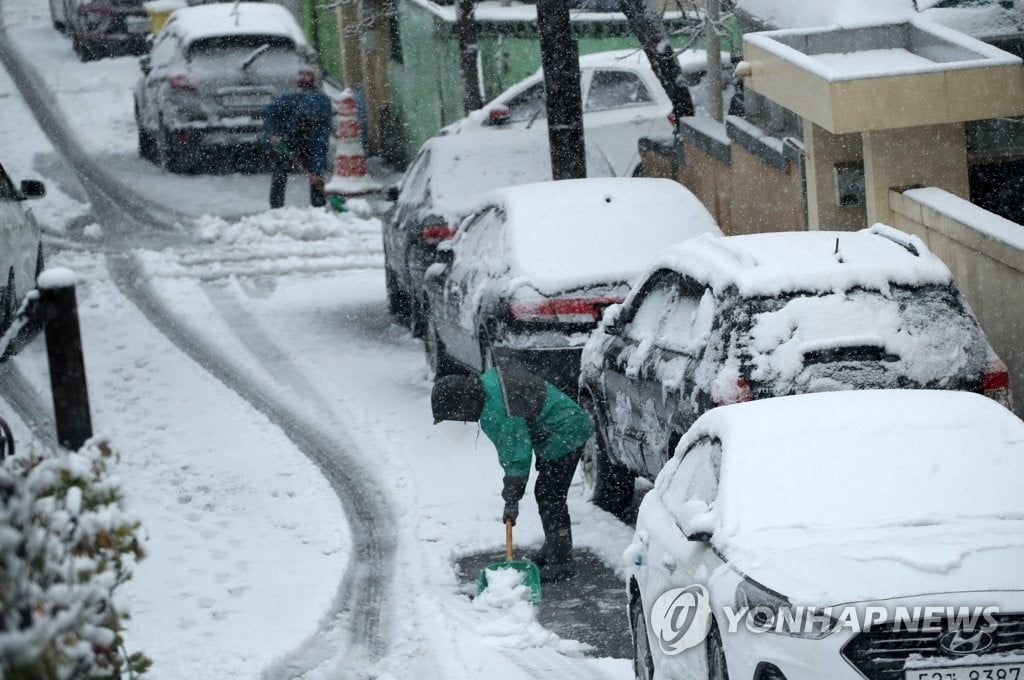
[906,664,1024,680]
[204,131,260,146]
[125,16,149,33]
[222,94,269,108]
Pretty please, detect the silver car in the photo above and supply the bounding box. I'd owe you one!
[133,2,319,173]
[0,162,44,351]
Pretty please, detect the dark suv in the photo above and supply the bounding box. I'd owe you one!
[64,0,150,61]
[578,226,1011,515]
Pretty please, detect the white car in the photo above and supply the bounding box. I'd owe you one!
[443,49,733,178]
[0,162,44,345]
[627,389,1024,680]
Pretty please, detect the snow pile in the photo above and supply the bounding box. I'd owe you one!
[472,568,589,655]
[736,0,916,28]
[0,438,149,678]
[194,205,377,245]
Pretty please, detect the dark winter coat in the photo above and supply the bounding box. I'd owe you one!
[262,91,333,173]
[479,367,594,478]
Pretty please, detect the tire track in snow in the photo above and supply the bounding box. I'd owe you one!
[0,17,400,677]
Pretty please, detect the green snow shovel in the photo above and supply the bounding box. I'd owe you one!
[476,521,542,604]
[273,141,347,213]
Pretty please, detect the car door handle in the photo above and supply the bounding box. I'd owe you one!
[660,553,676,572]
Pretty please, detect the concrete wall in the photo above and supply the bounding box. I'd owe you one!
[890,187,1024,417]
[804,121,865,232]
[729,143,804,234]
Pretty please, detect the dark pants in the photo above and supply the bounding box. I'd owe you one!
[269,142,326,209]
[534,445,583,565]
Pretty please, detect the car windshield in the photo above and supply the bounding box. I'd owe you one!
[728,284,986,390]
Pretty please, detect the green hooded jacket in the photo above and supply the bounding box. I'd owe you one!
[478,367,594,478]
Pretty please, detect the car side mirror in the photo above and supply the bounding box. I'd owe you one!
[484,105,512,126]
[385,184,400,202]
[679,499,714,542]
[19,180,45,200]
[435,244,455,266]
[601,303,623,335]
[139,55,151,75]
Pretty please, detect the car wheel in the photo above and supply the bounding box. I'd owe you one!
[632,601,655,680]
[425,315,456,379]
[580,396,636,517]
[158,124,192,174]
[138,126,156,162]
[408,294,429,338]
[707,621,730,680]
[72,32,95,62]
[385,268,410,324]
[1,269,17,335]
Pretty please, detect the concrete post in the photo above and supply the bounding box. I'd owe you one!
[862,123,969,227]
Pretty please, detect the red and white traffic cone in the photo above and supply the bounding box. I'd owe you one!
[325,88,383,198]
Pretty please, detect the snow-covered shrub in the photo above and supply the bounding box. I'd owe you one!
[0,437,149,678]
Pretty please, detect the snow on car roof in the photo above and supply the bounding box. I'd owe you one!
[685,389,1024,539]
[425,129,615,220]
[577,47,729,73]
[164,2,308,46]
[484,177,722,294]
[650,224,952,297]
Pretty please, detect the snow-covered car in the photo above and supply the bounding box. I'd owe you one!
[64,0,150,61]
[133,2,318,173]
[579,226,1011,515]
[421,177,722,391]
[0,162,44,342]
[384,128,616,337]
[627,389,1024,680]
[442,48,734,177]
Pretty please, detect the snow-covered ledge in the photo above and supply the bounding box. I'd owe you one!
[890,187,1024,417]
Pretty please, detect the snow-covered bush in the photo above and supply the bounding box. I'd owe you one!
[0,437,149,678]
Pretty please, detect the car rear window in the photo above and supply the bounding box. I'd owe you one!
[187,35,295,60]
[730,284,986,389]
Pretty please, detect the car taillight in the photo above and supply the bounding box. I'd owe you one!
[667,112,677,127]
[421,224,456,245]
[296,69,317,89]
[510,297,622,324]
[983,360,1014,409]
[169,74,197,91]
[713,378,753,407]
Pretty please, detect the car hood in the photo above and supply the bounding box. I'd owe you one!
[723,523,1024,607]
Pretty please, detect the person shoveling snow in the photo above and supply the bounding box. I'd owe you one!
[431,367,594,583]
[262,80,333,210]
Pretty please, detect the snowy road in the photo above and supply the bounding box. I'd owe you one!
[0,0,638,676]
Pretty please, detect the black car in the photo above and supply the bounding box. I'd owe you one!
[384,128,615,337]
[579,226,1011,515]
[421,177,722,391]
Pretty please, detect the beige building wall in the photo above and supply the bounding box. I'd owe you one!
[804,121,865,232]
[863,123,970,227]
[678,142,733,234]
[890,188,1024,418]
[729,144,804,235]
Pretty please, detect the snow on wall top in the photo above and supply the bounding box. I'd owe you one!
[683,389,1024,536]
[485,178,722,293]
[426,129,614,220]
[745,18,1021,83]
[406,0,685,24]
[737,0,917,29]
[164,3,309,46]
[905,187,1024,252]
[647,225,952,297]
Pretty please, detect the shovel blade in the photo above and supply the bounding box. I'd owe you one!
[476,560,542,604]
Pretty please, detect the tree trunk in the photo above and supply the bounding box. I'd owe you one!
[456,0,483,113]
[618,0,694,124]
[537,0,587,179]
[706,0,723,122]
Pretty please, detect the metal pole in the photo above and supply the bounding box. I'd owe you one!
[38,270,92,451]
[706,0,724,123]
